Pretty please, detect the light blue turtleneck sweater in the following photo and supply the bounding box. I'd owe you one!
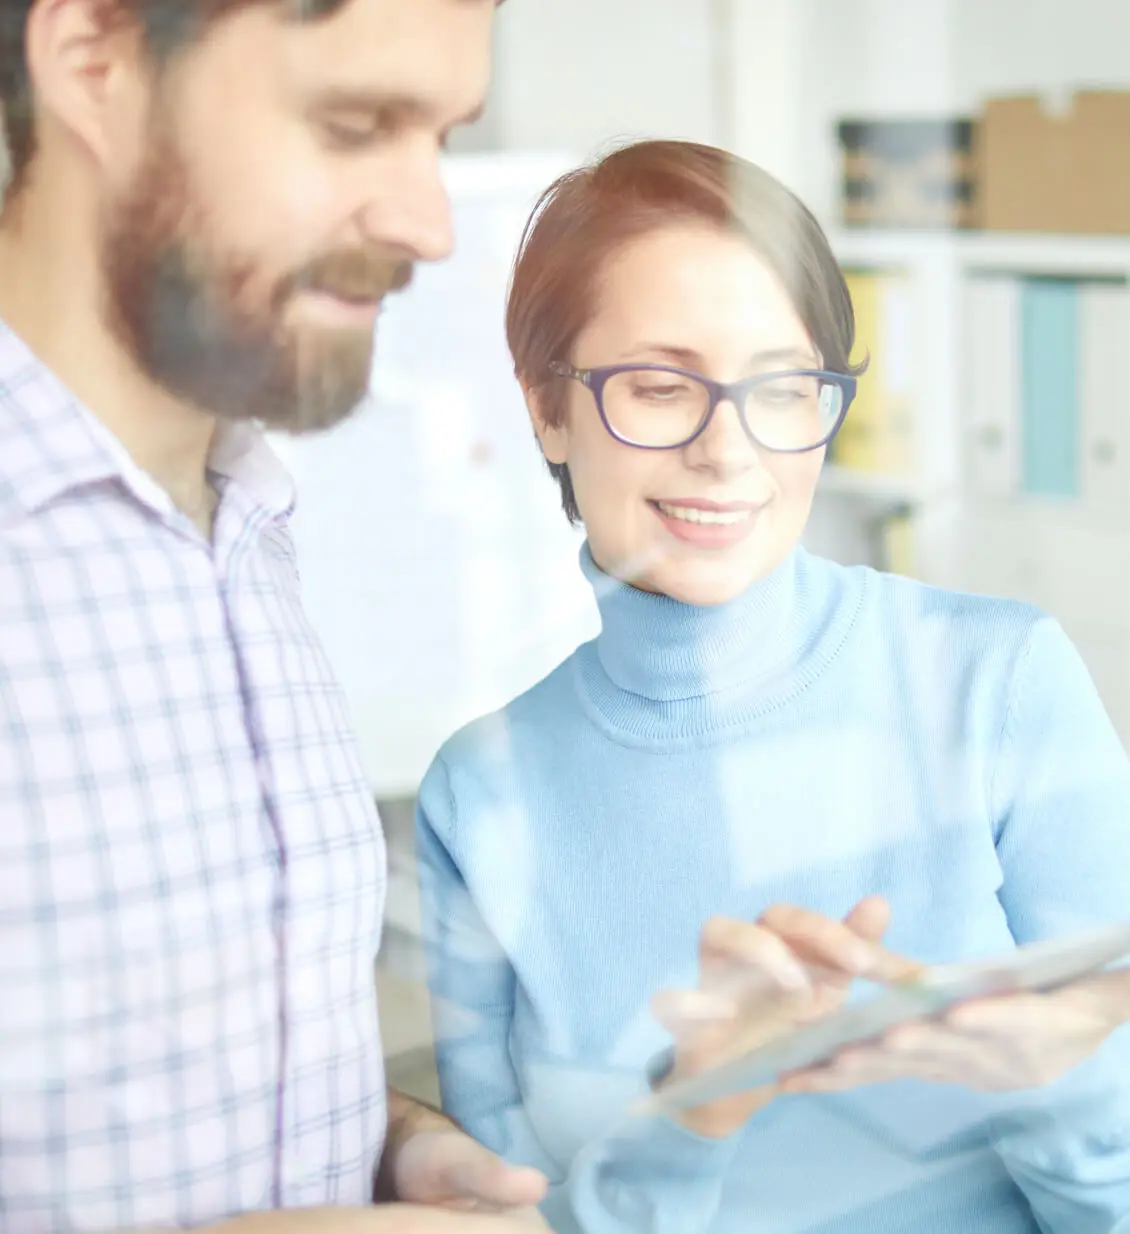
[415,546,1130,1234]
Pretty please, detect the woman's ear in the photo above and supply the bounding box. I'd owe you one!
[523,382,569,466]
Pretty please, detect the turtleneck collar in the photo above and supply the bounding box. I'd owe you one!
[573,542,864,744]
[581,542,803,700]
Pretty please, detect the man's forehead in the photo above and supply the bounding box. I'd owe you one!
[265,0,494,110]
[271,0,495,58]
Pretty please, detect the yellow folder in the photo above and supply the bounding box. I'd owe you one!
[832,269,916,476]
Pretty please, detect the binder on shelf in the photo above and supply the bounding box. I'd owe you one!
[833,268,917,477]
[966,275,1021,498]
[1019,278,1079,499]
[1080,281,1130,519]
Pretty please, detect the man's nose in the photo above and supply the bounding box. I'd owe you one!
[357,144,455,264]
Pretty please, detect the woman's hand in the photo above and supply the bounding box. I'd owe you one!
[650,897,916,1138]
[652,902,1130,1136]
[780,964,1130,1097]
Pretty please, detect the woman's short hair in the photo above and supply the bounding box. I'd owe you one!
[505,139,865,523]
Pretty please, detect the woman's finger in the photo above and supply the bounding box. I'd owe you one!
[651,988,738,1032]
[944,993,1058,1034]
[840,1021,1044,1089]
[780,1000,1110,1095]
[699,917,812,992]
[1074,965,1130,1020]
[842,895,892,943]
[757,903,920,983]
[782,1039,964,1093]
[779,1054,906,1093]
[883,1020,946,1053]
[945,988,1112,1038]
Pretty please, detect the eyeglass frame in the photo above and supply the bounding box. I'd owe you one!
[548,360,858,453]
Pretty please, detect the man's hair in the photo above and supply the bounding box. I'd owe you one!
[505,139,867,524]
[0,1,348,190]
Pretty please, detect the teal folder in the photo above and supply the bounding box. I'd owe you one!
[1020,278,1079,498]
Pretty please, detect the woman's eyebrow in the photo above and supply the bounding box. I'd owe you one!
[618,343,702,366]
[749,346,822,368]
[617,343,821,369]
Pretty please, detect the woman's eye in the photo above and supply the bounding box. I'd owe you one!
[756,378,818,408]
[633,383,690,400]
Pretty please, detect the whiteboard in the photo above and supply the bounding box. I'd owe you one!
[272,153,599,797]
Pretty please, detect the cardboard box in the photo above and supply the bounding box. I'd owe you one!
[837,118,976,229]
[978,92,1130,234]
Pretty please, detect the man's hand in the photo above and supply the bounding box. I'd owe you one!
[379,1090,548,1222]
[208,1203,549,1234]
[392,1130,548,1215]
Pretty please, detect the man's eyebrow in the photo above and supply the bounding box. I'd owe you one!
[309,89,485,131]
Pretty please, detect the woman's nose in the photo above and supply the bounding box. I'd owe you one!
[685,396,766,478]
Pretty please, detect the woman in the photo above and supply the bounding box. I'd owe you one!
[415,139,1130,1234]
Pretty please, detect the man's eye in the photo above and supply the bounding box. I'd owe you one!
[321,120,378,150]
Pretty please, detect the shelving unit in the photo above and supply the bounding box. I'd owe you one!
[818,464,933,507]
[817,229,967,519]
[818,226,1130,745]
[820,228,1130,517]
[829,229,1130,281]
[823,227,1130,520]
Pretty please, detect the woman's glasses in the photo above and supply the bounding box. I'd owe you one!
[549,361,857,453]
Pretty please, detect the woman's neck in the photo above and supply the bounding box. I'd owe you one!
[575,544,864,742]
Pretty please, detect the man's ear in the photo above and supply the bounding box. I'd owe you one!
[25,0,151,175]
[523,382,568,466]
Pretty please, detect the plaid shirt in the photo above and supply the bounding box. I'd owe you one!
[0,322,388,1232]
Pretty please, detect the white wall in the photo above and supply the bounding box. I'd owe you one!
[955,0,1130,101]
[278,155,599,797]
[488,0,723,157]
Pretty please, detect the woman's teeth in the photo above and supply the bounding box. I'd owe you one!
[655,502,752,526]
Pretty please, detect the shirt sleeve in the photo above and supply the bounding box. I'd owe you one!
[988,616,1130,1234]
[414,756,739,1234]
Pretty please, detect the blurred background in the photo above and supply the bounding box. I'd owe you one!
[269,0,1130,1098]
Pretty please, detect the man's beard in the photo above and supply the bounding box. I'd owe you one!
[100,111,412,435]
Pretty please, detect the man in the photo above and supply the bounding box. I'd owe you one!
[0,1,547,1230]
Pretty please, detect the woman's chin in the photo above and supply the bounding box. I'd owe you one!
[640,560,770,607]
[592,534,788,605]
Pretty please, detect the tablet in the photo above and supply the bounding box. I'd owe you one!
[639,921,1130,1119]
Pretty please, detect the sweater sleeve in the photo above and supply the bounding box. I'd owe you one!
[414,755,739,1234]
[987,616,1130,1234]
